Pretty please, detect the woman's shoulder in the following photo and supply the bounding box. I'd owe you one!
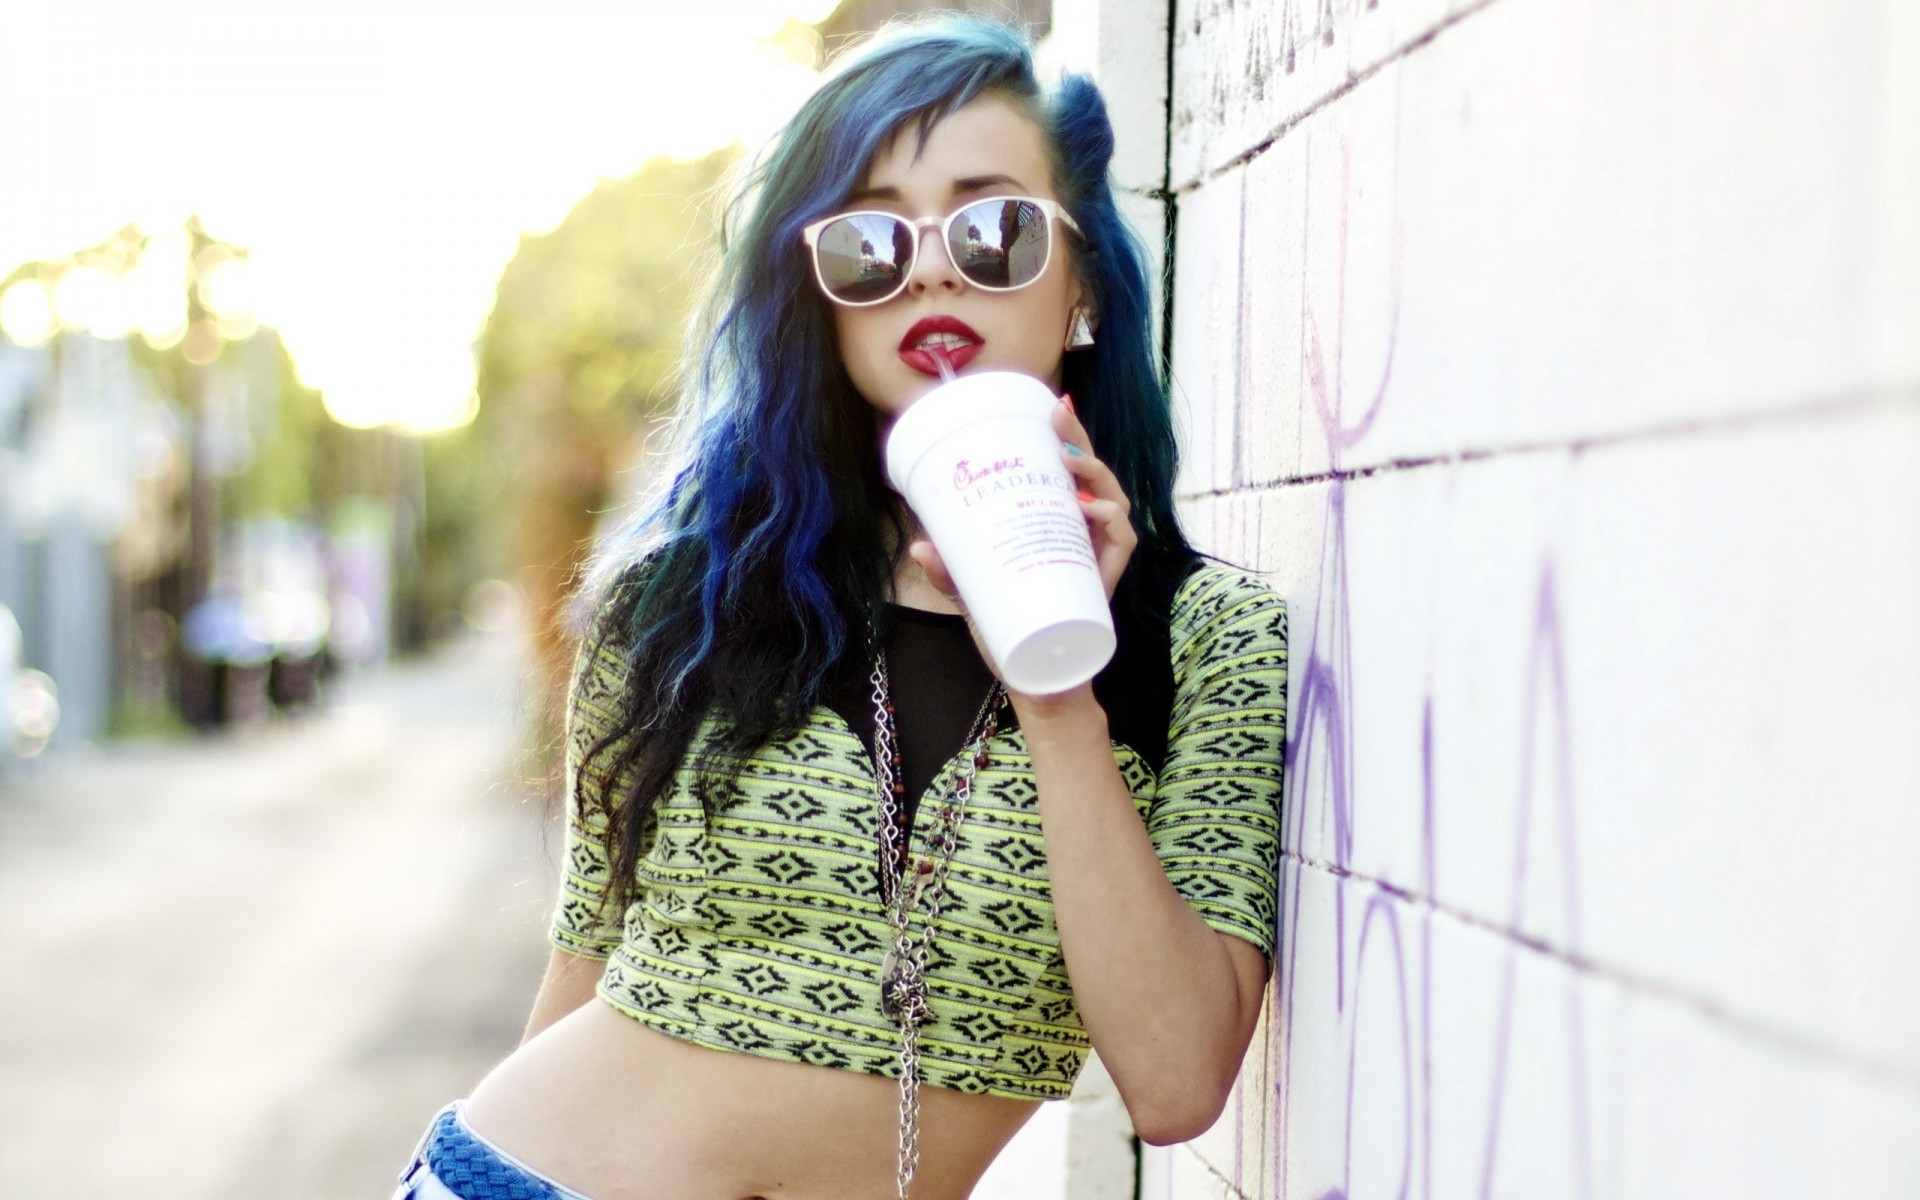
[568,549,669,671]
[1166,561,1289,681]
[1169,560,1288,632]
[565,570,651,716]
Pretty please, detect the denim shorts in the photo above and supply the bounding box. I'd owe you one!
[393,1100,594,1200]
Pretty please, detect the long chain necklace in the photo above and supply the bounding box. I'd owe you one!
[867,619,1005,1200]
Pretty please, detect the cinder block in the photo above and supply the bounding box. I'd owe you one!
[1116,190,1168,364]
[1170,0,1456,185]
[1176,399,1920,1087]
[1169,0,1920,488]
[1046,0,1170,195]
[1156,861,1920,1200]
[1137,1140,1250,1200]
[1097,0,1172,194]
[1062,1050,1136,1200]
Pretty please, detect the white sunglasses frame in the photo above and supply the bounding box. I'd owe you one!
[799,195,1084,308]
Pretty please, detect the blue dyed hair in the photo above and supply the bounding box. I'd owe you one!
[576,14,1204,891]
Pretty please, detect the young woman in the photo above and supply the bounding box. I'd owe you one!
[393,16,1288,1200]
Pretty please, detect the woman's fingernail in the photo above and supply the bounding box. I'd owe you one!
[1061,394,1076,416]
[1076,488,1097,502]
[1062,442,1085,456]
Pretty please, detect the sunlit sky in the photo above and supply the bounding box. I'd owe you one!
[0,0,839,431]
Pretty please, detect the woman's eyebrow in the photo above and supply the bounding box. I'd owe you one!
[951,173,1027,194]
[844,173,1030,205]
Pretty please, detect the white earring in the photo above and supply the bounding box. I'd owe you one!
[1064,306,1095,350]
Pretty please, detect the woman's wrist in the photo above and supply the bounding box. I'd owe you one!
[1009,682,1108,744]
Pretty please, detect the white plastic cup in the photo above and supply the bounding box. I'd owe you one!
[884,371,1115,694]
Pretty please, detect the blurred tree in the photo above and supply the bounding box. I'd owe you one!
[425,147,740,761]
[222,331,329,521]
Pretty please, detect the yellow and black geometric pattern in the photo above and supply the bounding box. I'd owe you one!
[550,563,1288,1100]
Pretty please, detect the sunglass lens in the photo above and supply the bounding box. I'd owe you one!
[949,199,1048,289]
[816,213,913,303]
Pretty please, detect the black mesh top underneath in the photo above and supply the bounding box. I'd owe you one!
[822,584,1186,847]
[824,603,1004,835]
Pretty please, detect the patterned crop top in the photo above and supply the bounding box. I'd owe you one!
[549,563,1289,1100]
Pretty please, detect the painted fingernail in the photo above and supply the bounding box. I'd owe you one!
[1076,488,1097,501]
[1061,394,1077,416]
[1062,442,1085,456]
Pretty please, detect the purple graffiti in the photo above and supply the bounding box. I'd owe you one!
[1264,505,1593,1199]
[1211,105,1593,1200]
[1476,569,1593,1200]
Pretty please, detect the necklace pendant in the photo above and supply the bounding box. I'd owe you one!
[908,858,935,907]
[880,952,925,1024]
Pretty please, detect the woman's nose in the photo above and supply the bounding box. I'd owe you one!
[905,223,962,295]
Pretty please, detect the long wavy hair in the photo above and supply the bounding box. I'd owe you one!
[573,15,1205,913]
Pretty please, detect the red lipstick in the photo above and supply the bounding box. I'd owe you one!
[898,315,984,377]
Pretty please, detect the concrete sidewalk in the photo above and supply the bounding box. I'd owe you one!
[0,631,554,1198]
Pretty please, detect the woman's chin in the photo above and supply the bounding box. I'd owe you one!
[869,376,943,417]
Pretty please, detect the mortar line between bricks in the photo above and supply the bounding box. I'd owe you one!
[1174,1139,1257,1200]
[1174,386,1920,499]
[1169,0,1506,196]
[1282,849,1920,1097]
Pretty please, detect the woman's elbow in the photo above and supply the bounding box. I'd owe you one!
[1127,1081,1232,1147]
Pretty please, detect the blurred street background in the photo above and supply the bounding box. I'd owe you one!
[0,1,1071,1197]
[0,625,550,1198]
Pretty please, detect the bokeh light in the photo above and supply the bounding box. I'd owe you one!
[197,254,254,322]
[129,233,191,349]
[0,279,56,347]
[52,266,114,333]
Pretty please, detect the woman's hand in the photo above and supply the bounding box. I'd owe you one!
[907,394,1138,708]
[1051,394,1137,602]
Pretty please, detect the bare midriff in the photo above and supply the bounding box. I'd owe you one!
[461,996,1042,1200]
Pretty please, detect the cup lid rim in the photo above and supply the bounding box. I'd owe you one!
[883,371,1058,493]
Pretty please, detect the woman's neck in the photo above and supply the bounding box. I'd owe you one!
[879,504,963,615]
[889,565,962,615]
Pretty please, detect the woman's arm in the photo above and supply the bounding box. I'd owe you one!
[1019,691,1270,1146]
[909,398,1281,1142]
[519,945,607,1046]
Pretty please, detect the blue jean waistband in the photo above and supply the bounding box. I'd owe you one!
[397,1100,595,1200]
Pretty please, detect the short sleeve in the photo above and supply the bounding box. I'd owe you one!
[548,617,638,960]
[1146,567,1289,961]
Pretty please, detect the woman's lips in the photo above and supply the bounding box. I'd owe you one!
[898,315,984,377]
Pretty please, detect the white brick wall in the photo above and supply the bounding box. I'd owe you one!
[1130,0,1920,1196]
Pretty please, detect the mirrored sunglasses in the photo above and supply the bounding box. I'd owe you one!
[800,195,1083,307]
